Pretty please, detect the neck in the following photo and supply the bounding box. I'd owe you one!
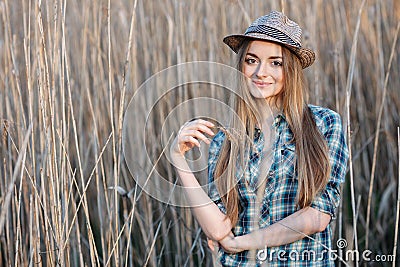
[254,98,280,128]
[253,98,280,152]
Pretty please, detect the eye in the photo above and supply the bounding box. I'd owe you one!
[272,60,283,66]
[245,57,258,65]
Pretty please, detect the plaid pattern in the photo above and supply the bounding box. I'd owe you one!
[208,105,349,267]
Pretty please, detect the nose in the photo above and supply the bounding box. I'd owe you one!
[255,62,270,79]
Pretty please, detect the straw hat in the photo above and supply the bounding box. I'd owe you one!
[223,11,315,69]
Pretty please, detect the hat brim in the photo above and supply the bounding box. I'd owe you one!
[223,34,315,69]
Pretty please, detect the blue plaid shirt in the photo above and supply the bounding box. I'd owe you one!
[208,105,349,266]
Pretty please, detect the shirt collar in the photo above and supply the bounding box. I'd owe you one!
[254,112,286,135]
[273,112,286,128]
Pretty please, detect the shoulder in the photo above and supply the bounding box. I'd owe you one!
[308,105,344,132]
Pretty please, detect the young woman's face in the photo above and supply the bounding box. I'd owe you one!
[242,40,284,100]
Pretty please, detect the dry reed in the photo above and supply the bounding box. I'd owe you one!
[0,0,399,266]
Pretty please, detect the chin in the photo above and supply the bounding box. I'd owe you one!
[249,90,276,99]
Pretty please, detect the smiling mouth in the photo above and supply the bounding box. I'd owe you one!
[252,81,273,87]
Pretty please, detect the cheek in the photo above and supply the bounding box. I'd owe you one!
[274,67,283,78]
[276,69,284,83]
[242,65,254,79]
[275,70,284,92]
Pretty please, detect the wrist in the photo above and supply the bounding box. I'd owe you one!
[169,148,186,164]
[169,138,186,159]
[238,229,266,250]
[170,150,185,160]
[235,234,249,251]
[257,229,267,249]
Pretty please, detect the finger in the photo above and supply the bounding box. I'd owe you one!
[179,128,211,145]
[182,124,215,138]
[195,123,216,137]
[207,239,214,251]
[196,119,215,128]
[186,130,211,145]
[213,240,218,248]
[180,135,201,148]
[184,120,215,136]
[186,118,214,126]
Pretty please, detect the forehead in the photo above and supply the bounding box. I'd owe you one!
[247,40,282,56]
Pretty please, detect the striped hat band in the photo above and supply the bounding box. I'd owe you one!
[223,11,315,69]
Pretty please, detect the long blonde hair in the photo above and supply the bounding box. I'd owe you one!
[214,40,331,226]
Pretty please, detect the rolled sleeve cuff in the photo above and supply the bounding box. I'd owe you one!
[310,183,341,220]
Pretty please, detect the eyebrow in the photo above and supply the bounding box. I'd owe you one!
[246,52,282,59]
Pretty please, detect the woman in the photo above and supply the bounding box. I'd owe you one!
[170,11,348,266]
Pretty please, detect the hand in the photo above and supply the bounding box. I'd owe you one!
[218,232,244,254]
[207,238,218,252]
[170,119,215,158]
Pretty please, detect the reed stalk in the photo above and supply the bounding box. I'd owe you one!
[0,0,399,265]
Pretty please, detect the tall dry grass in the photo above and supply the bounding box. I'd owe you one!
[0,0,399,266]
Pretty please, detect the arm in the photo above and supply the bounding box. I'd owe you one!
[219,207,330,253]
[170,119,232,241]
[220,110,349,253]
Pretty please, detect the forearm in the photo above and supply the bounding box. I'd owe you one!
[236,207,330,250]
[173,155,232,241]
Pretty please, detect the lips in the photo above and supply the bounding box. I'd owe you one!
[252,80,273,88]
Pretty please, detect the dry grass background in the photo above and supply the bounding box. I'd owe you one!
[0,0,399,266]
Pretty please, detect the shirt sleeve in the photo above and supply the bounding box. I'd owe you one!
[311,110,349,219]
[207,131,227,214]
